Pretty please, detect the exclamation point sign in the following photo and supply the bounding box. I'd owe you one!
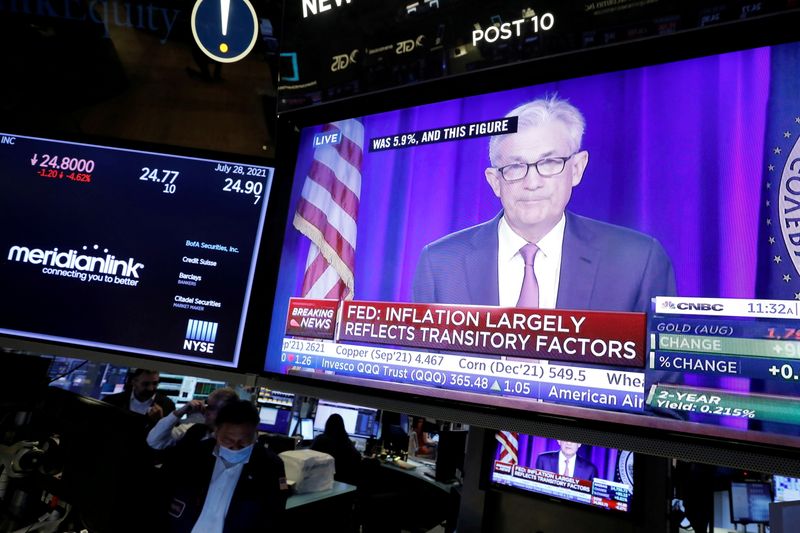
[219,0,230,53]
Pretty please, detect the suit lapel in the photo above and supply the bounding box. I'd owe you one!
[556,212,600,310]
[466,213,501,306]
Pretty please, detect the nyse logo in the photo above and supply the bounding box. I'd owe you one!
[396,35,425,54]
[184,319,217,353]
[331,49,359,71]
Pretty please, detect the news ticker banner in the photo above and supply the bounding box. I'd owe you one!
[282,298,645,413]
[279,336,645,411]
[285,298,646,367]
[492,462,631,511]
[647,297,800,431]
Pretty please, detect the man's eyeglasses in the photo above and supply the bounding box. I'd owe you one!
[494,152,579,181]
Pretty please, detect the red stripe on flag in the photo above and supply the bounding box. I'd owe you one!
[301,250,329,296]
[308,160,359,220]
[325,278,348,299]
[296,199,356,269]
[336,135,364,171]
[320,123,364,170]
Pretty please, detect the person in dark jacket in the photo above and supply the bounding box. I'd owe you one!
[102,368,175,430]
[311,413,362,485]
[162,399,288,533]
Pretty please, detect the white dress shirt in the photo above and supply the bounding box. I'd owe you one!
[147,412,196,450]
[129,393,154,415]
[497,214,566,308]
[558,451,575,477]
[191,449,248,533]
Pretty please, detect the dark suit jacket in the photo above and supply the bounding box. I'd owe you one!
[535,451,598,481]
[413,211,676,311]
[161,439,288,533]
[102,391,176,431]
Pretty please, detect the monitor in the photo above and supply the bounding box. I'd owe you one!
[313,400,379,438]
[730,481,772,524]
[263,35,800,447]
[380,411,411,454]
[774,475,800,502]
[257,406,292,434]
[288,416,299,437]
[0,133,273,368]
[257,387,295,408]
[436,430,468,483]
[300,418,314,441]
[259,406,279,426]
[489,431,635,513]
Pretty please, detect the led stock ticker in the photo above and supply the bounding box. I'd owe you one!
[282,299,648,413]
[30,153,95,183]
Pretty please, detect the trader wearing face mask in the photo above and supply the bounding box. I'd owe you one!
[161,399,289,533]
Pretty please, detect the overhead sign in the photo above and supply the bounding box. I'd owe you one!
[191,0,259,63]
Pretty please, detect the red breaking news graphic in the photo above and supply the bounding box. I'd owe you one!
[339,300,646,367]
[285,298,340,340]
[284,299,646,368]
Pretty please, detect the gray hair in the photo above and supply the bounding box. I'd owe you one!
[208,387,238,406]
[488,95,586,167]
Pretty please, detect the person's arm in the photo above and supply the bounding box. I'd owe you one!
[147,400,203,449]
[412,245,436,303]
[147,412,182,449]
[634,238,677,311]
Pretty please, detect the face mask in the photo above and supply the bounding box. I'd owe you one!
[218,443,254,464]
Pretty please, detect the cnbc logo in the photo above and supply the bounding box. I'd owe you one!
[184,319,218,353]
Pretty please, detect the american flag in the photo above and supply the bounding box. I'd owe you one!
[294,119,364,299]
[496,430,519,464]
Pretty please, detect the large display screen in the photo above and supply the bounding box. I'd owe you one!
[0,133,272,367]
[277,0,797,111]
[490,431,634,513]
[265,40,800,444]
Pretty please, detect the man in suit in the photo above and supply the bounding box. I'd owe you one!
[103,368,175,429]
[535,440,598,481]
[413,96,675,311]
[161,399,288,533]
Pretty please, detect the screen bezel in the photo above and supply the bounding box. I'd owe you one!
[249,10,800,468]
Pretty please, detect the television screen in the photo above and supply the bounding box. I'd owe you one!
[259,406,279,425]
[300,418,314,440]
[730,481,772,524]
[489,431,634,513]
[0,133,272,367]
[264,39,800,445]
[257,387,295,408]
[313,399,380,438]
[774,475,800,502]
[257,406,293,434]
